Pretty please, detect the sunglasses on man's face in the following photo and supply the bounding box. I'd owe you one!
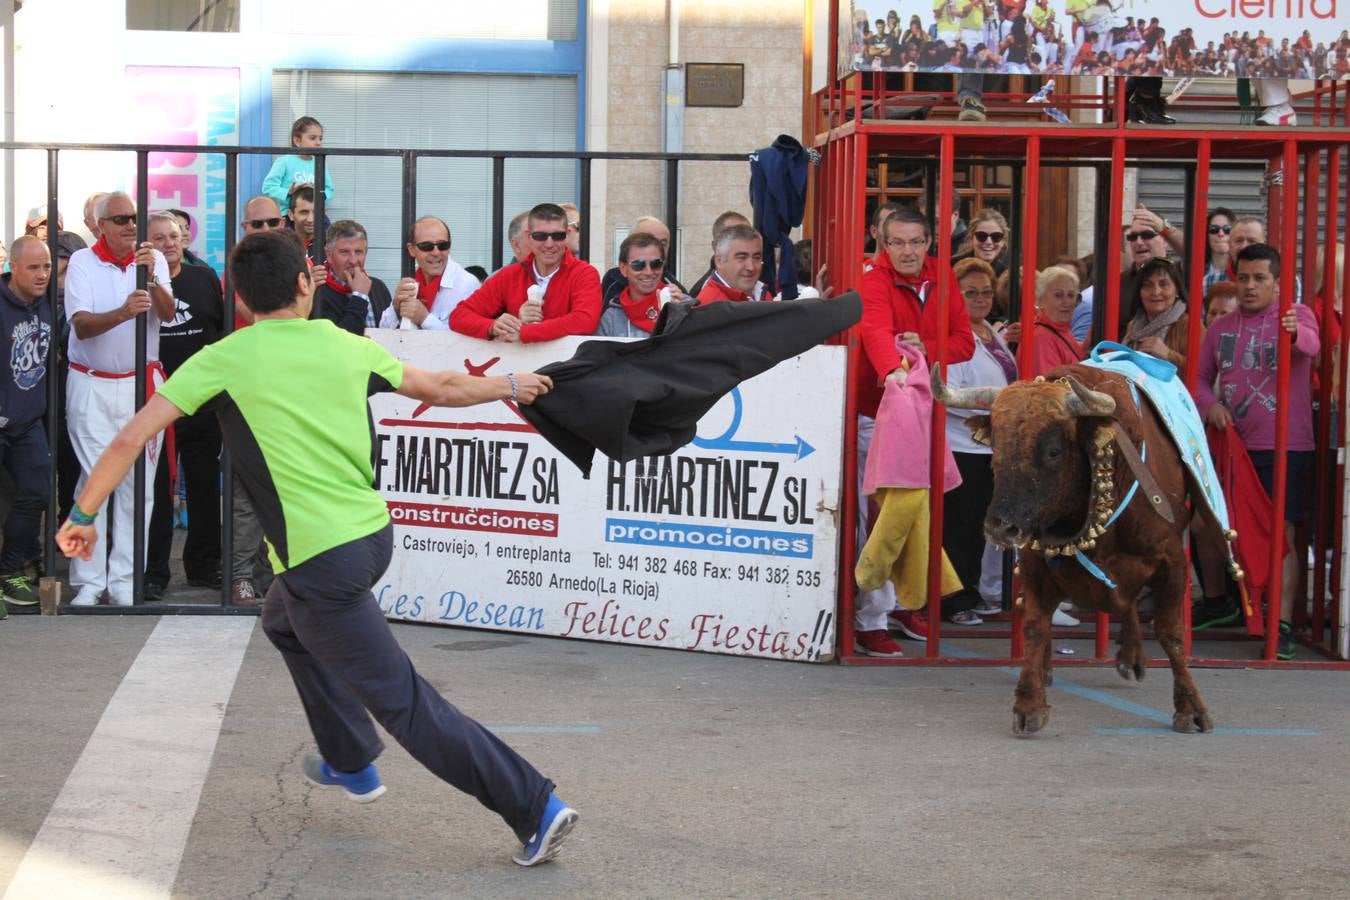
[247,217,282,230]
[1208,224,1233,235]
[626,257,665,272]
[101,214,136,226]
[974,231,1005,244]
[531,231,567,243]
[415,240,451,252]
[1126,230,1158,243]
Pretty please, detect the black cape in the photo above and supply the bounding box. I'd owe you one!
[520,293,861,476]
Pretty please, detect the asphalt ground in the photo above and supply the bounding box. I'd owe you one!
[2,612,1347,900]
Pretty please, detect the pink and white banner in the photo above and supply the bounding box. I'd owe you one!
[847,1,1348,77]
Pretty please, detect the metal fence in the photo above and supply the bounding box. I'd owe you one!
[8,141,746,614]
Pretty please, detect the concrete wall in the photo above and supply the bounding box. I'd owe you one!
[594,0,806,286]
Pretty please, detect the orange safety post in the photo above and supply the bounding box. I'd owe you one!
[1096,136,1127,663]
[1183,139,1213,659]
[1009,135,1042,662]
[1266,140,1299,661]
[926,131,956,659]
[1314,146,1341,644]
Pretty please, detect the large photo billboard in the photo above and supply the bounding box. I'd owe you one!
[848,1,1346,77]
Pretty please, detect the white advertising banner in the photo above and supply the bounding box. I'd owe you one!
[848,1,1346,78]
[369,332,846,662]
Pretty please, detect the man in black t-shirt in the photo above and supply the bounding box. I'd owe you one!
[144,212,224,599]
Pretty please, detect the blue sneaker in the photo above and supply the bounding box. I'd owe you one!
[512,792,578,867]
[302,753,386,803]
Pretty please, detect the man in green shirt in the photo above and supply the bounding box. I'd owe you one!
[57,230,578,867]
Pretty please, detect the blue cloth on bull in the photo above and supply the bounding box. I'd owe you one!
[1083,341,1231,534]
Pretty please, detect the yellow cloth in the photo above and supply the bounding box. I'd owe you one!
[855,487,962,610]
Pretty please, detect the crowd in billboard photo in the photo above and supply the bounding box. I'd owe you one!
[851,2,1350,78]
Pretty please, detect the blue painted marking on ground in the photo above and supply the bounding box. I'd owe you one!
[1094,727,1318,737]
[941,644,1316,735]
[485,725,601,734]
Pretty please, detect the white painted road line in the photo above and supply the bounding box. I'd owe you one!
[4,617,255,900]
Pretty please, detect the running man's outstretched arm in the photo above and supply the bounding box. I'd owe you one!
[397,366,553,408]
[57,394,184,560]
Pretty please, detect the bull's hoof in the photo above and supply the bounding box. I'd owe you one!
[1115,660,1146,682]
[1013,708,1050,736]
[1172,710,1215,734]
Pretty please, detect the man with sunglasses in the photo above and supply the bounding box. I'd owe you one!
[381,216,480,330]
[599,216,684,306]
[450,203,601,343]
[596,232,676,337]
[63,191,176,606]
[1115,210,1177,336]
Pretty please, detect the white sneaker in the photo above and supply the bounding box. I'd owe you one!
[69,588,102,607]
[1257,102,1297,126]
[108,590,134,607]
[1052,602,1081,627]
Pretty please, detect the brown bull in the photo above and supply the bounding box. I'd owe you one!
[934,364,1229,736]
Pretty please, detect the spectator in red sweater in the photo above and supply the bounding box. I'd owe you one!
[696,224,772,304]
[853,205,975,656]
[449,203,601,342]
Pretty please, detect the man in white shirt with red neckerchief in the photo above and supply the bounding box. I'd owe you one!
[64,190,175,606]
[695,224,774,304]
[383,216,480,329]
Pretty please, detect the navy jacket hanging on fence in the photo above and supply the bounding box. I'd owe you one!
[749,134,810,301]
[520,292,861,476]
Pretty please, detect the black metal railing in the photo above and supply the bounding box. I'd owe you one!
[9,140,747,613]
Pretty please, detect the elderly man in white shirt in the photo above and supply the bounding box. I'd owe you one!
[383,216,481,329]
[64,190,175,606]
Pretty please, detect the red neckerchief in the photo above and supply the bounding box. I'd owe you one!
[414,269,442,310]
[699,275,751,304]
[619,286,660,332]
[325,271,352,294]
[92,235,135,271]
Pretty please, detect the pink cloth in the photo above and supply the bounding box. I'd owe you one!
[863,342,962,495]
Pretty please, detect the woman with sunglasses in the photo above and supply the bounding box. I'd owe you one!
[1122,257,1194,370]
[953,208,1011,276]
[596,232,682,338]
[1201,207,1237,297]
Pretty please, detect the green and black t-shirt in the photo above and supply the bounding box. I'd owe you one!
[157,317,404,572]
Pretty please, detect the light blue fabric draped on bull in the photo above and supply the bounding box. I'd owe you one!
[1083,341,1231,535]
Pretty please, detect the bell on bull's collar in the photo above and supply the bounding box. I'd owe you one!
[1224,528,1238,542]
[1044,545,1060,558]
[1230,562,1246,581]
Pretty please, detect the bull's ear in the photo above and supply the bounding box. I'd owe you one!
[966,415,993,447]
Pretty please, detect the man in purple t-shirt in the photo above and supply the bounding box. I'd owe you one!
[1195,242,1319,660]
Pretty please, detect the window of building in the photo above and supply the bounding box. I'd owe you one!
[126,0,239,32]
[271,69,579,283]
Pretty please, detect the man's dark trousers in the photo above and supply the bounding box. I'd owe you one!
[147,411,222,586]
[0,420,51,574]
[260,523,553,843]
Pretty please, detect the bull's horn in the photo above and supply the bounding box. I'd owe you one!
[931,367,1004,410]
[1063,376,1116,418]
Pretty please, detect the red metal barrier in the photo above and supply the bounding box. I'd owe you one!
[814,81,1350,670]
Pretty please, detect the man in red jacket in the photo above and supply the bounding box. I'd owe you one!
[853,205,975,656]
[450,203,601,342]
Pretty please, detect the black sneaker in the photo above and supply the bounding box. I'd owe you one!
[186,569,222,589]
[1,574,40,606]
[143,580,167,603]
[1192,595,1240,630]
[1277,621,1295,661]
